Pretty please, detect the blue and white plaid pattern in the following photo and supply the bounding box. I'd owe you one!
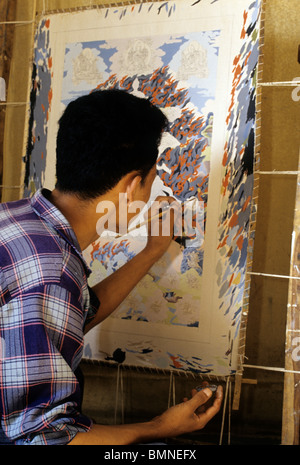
[0,189,99,445]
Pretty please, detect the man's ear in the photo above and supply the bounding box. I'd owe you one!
[126,174,142,204]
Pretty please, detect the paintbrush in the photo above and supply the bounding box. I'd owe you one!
[113,197,198,239]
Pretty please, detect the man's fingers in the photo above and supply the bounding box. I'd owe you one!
[188,388,213,408]
[145,196,181,238]
[202,386,223,415]
[189,385,223,416]
[153,195,177,204]
[145,196,177,222]
[216,385,223,399]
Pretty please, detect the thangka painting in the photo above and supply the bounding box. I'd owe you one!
[24,0,262,376]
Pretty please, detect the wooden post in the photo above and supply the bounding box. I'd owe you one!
[282,155,300,445]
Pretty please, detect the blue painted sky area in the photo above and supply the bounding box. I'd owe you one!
[61,30,220,115]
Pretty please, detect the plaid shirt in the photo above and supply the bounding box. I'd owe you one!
[0,189,99,445]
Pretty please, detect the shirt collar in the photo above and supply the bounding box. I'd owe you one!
[30,188,91,276]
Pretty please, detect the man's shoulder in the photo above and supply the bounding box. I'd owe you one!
[0,197,62,253]
[0,196,31,220]
[0,197,64,301]
[0,197,36,235]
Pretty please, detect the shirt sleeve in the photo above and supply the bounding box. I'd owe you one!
[0,283,92,445]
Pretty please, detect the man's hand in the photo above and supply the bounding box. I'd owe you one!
[68,386,223,445]
[150,386,223,438]
[144,195,180,260]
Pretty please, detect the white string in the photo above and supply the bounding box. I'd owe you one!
[0,20,34,25]
[167,371,176,408]
[228,380,232,445]
[258,81,300,87]
[219,376,230,445]
[173,373,176,406]
[120,367,124,424]
[243,364,300,375]
[0,102,30,106]
[114,364,120,424]
[247,271,300,280]
[114,364,124,424]
[256,171,300,175]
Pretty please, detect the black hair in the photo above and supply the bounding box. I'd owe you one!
[55,89,168,199]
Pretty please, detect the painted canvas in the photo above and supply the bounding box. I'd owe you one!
[24,0,261,376]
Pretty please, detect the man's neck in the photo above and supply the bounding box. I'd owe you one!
[48,172,146,250]
[49,188,111,251]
